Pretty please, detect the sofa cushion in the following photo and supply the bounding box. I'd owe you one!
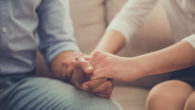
[70,0,106,54]
[112,86,149,110]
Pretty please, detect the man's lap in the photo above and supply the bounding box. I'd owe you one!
[0,77,122,110]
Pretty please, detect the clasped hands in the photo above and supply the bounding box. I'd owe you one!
[61,51,114,98]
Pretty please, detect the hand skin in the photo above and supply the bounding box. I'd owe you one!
[50,51,113,98]
[75,56,113,98]
[91,40,195,82]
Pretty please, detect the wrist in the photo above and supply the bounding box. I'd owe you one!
[126,57,149,79]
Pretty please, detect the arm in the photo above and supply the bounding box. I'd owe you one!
[93,0,158,54]
[37,0,80,78]
[91,40,195,82]
[135,40,195,76]
[37,0,113,98]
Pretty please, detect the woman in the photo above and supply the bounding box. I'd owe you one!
[89,0,195,110]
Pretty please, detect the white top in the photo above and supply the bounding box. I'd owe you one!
[108,0,195,49]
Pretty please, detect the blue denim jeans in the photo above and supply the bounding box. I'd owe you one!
[0,74,122,110]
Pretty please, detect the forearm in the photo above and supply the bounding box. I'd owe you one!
[132,40,195,77]
[93,30,126,54]
[94,0,158,55]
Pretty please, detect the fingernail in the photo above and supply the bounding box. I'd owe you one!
[87,66,93,70]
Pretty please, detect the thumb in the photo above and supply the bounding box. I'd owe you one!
[75,56,94,75]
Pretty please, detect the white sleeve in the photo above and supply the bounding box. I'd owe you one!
[107,0,158,42]
[183,34,195,49]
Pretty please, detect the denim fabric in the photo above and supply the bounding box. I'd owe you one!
[0,76,122,110]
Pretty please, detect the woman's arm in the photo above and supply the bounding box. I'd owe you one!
[135,40,195,76]
[91,40,195,82]
[93,0,158,54]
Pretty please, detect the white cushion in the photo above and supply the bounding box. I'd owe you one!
[105,0,128,23]
[70,0,106,54]
[112,86,149,110]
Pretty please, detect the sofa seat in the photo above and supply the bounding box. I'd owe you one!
[112,86,149,110]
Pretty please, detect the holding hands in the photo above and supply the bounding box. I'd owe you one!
[61,53,113,98]
[60,50,146,98]
[89,51,144,82]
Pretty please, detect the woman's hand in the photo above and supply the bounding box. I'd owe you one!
[61,54,114,98]
[90,51,145,82]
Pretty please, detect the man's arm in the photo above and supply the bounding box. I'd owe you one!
[37,0,114,98]
[37,0,80,67]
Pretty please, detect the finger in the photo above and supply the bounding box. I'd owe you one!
[70,67,89,90]
[81,83,91,91]
[74,82,82,90]
[81,78,107,90]
[83,56,91,61]
[92,80,113,93]
[95,80,113,98]
[91,69,112,80]
[75,57,94,75]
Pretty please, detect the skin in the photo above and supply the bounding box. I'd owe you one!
[50,51,113,98]
[90,29,195,110]
[90,40,195,82]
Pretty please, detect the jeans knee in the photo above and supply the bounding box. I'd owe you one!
[18,77,122,110]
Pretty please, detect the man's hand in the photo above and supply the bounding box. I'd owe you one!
[74,56,113,98]
[51,51,113,98]
[82,78,113,98]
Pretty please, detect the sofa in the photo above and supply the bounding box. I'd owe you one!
[35,0,174,110]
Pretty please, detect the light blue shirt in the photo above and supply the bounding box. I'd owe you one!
[0,0,80,75]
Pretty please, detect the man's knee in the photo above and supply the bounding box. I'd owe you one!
[9,77,122,110]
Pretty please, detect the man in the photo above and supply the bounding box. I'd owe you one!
[0,0,122,110]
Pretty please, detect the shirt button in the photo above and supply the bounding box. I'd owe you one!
[1,27,7,33]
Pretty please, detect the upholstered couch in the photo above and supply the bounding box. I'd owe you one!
[35,0,173,110]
